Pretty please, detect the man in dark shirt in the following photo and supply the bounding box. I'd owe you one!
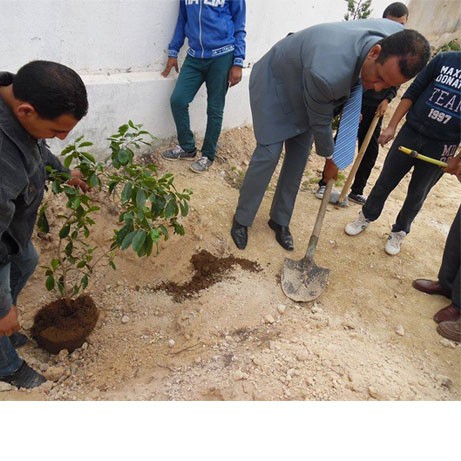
[345,52,461,256]
[0,61,88,389]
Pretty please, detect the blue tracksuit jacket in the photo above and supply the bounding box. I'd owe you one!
[167,0,246,67]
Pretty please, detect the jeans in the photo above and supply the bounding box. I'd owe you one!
[170,53,233,161]
[0,241,38,377]
[362,123,457,234]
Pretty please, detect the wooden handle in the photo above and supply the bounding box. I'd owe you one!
[305,179,334,260]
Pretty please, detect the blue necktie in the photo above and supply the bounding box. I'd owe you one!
[332,80,363,170]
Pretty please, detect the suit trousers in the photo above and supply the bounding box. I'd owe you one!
[170,53,233,161]
[235,131,313,227]
[439,204,460,311]
[362,124,451,234]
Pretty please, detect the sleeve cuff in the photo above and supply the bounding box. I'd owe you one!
[168,50,179,58]
[233,57,244,67]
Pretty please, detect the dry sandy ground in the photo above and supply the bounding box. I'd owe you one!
[1,95,460,403]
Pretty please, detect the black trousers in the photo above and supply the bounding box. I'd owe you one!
[350,105,383,195]
[439,204,460,311]
[362,123,458,234]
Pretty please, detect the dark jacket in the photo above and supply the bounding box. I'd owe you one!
[403,51,461,143]
[0,72,66,266]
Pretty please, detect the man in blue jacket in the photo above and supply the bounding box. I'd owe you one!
[0,61,88,389]
[345,51,461,256]
[161,0,246,174]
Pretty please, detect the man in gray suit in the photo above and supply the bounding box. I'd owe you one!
[230,19,430,251]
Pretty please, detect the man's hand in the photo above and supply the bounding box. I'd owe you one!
[375,99,389,118]
[0,306,20,337]
[323,158,339,182]
[444,155,461,182]
[228,66,242,87]
[161,57,179,78]
[378,126,396,146]
[67,169,89,192]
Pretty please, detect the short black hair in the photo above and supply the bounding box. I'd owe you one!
[12,60,88,120]
[377,29,430,79]
[382,2,409,19]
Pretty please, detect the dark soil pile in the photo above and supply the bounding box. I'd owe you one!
[157,249,261,301]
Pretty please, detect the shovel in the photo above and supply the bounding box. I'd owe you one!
[281,178,334,302]
[334,114,381,207]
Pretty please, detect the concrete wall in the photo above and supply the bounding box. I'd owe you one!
[1,0,404,153]
[406,0,460,47]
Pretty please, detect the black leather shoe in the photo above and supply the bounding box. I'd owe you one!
[268,219,294,251]
[231,217,248,250]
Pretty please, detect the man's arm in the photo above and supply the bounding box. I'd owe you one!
[379,55,438,145]
[162,1,187,77]
[378,98,413,145]
[227,0,246,87]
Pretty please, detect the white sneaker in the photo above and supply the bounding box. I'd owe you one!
[345,211,370,236]
[385,230,406,255]
[315,185,326,200]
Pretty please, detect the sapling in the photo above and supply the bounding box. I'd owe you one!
[38,121,192,305]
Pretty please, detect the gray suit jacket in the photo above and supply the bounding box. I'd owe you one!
[249,19,403,157]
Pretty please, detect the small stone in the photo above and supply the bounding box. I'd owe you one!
[277,304,287,314]
[0,382,13,392]
[22,320,34,330]
[438,375,453,388]
[264,314,275,324]
[440,338,457,348]
[57,349,69,361]
[296,350,310,362]
[45,366,66,382]
[233,370,248,381]
[121,315,130,324]
[168,339,175,348]
[395,325,405,336]
[194,357,202,364]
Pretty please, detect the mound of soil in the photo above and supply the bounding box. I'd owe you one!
[157,249,261,301]
[32,295,99,354]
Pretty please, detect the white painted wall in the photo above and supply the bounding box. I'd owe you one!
[0,0,407,153]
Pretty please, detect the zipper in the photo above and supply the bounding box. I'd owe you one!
[199,0,204,58]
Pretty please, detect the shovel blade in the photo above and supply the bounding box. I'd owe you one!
[281,256,330,302]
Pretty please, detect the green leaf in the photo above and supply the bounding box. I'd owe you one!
[51,258,60,270]
[136,189,147,209]
[118,149,131,165]
[59,225,71,239]
[37,206,50,233]
[120,231,136,250]
[132,230,147,252]
[81,274,89,289]
[45,275,55,291]
[121,182,133,203]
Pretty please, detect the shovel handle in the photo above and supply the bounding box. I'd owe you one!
[337,114,381,204]
[305,178,334,260]
[398,146,448,168]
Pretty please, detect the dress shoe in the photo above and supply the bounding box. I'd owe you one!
[231,217,248,250]
[433,304,460,324]
[412,279,450,297]
[268,219,294,251]
[437,319,461,342]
